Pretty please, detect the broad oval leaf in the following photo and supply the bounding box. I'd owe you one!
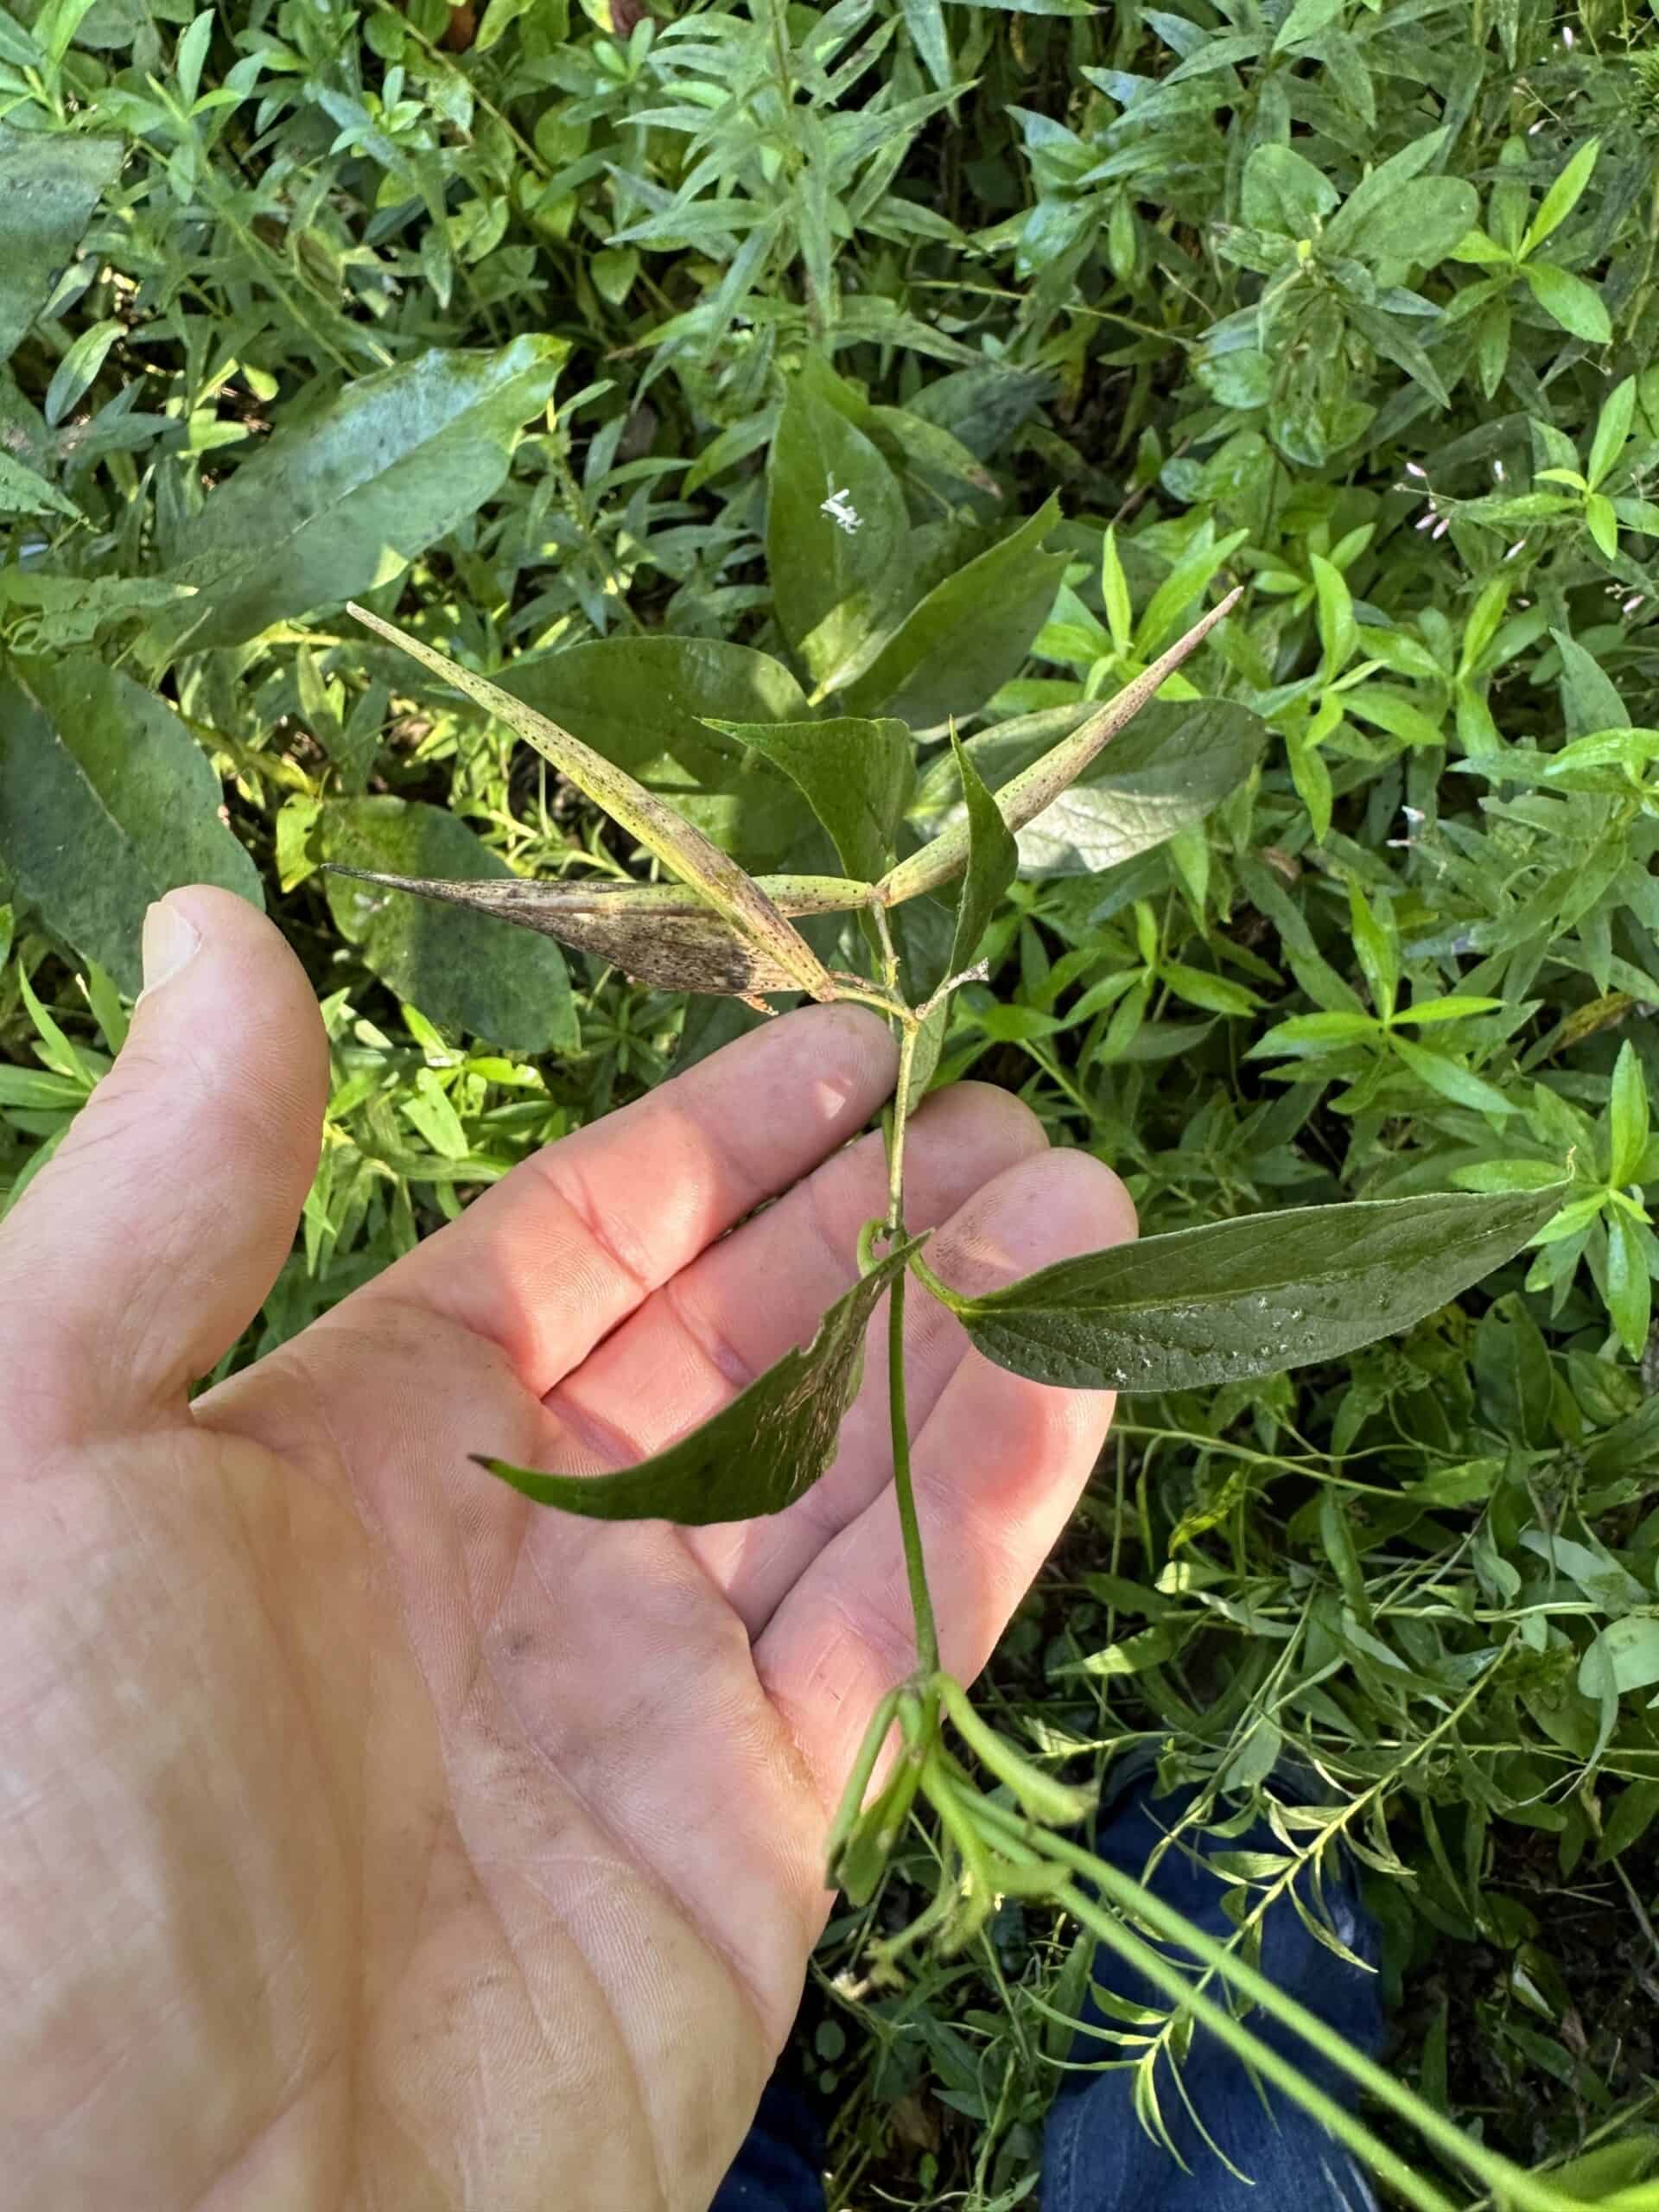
[0,124,123,363]
[704,715,912,884]
[944,1185,1567,1391]
[0,655,261,992]
[909,693,1267,880]
[158,338,564,647]
[502,635,813,868]
[478,1238,918,1523]
[841,495,1067,730]
[321,800,575,1052]
[349,606,838,1001]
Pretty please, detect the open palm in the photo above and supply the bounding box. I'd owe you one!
[0,888,1132,2212]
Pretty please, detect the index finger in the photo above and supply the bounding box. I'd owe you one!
[345,1003,897,1395]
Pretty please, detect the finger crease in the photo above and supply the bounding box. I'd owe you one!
[657,1272,758,1394]
[549,1160,658,1306]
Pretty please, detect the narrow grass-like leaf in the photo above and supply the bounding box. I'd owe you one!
[478,1238,918,1522]
[348,605,838,1001]
[938,1185,1566,1391]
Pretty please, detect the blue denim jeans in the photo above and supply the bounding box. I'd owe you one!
[714,1781,1385,2210]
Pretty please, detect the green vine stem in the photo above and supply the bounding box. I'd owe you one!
[884,1015,939,1676]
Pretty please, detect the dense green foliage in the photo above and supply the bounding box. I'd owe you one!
[5,0,1659,2198]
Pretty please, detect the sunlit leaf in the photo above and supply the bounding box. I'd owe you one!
[938,1185,1567,1390]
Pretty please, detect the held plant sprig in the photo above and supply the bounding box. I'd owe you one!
[336,595,1587,2211]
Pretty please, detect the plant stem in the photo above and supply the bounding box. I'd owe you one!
[887,1266,938,1675]
[884,1018,939,1675]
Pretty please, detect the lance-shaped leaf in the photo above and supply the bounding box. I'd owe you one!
[932,1185,1565,1392]
[348,605,839,1002]
[878,588,1243,909]
[478,1238,919,1523]
[159,340,564,647]
[839,496,1068,729]
[946,727,1017,971]
[323,865,861,998]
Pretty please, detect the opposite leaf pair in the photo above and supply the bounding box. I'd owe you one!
[335,598,1563,1532]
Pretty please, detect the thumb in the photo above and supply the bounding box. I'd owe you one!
[2,887,328,1437]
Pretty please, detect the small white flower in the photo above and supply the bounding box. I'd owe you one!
[820,485,862,535]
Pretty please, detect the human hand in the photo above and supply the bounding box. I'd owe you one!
[0,887,1134,2211]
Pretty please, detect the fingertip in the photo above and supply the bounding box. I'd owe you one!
[706,1000,899,1139]
[931,1144,1137,1299]
[910,1079,1048,1160]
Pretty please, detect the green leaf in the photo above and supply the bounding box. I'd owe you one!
[158,339,564,646]
[1586,376,1636,491]
[1554,630,1629,738]
[1609,1041,1649,1187]
[1240,144,1339,236]
[1160,962,1261,1018]
[0,571,196,651]
[351,607,837,1003]
[1389,1034,1513,1119]
[1348,880,1397,1018]
[1586,493,1618,561]
[912,696,1266,880]
[899,0,951,85]
[941,1185,1565,1391]
[841,497,1067,729]
[478,1238,917,1522]
[1522,138,1600,259]
[1249,1010,1380,1058]
[1577,1616,1659,1701]
[1605,1213,1652,1361]
[1311,553,1357,671]
[503,637,813,868]
[0,447,79,519]
[1548,2137,1659,2200]
[321,799,575,1052]
[0,655,261,993]
[1324,131,1451,257]
[704,716,912,884]
[0,124,123,362]
[1522,262,1611,345]
[1394,995,1503,1025]
[1271,0,1345,52]
[1335,176,1479,267]
[174,10,213,104]
[42,315,119,427]
[946,726,1017,972]
[766,361,911,688]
